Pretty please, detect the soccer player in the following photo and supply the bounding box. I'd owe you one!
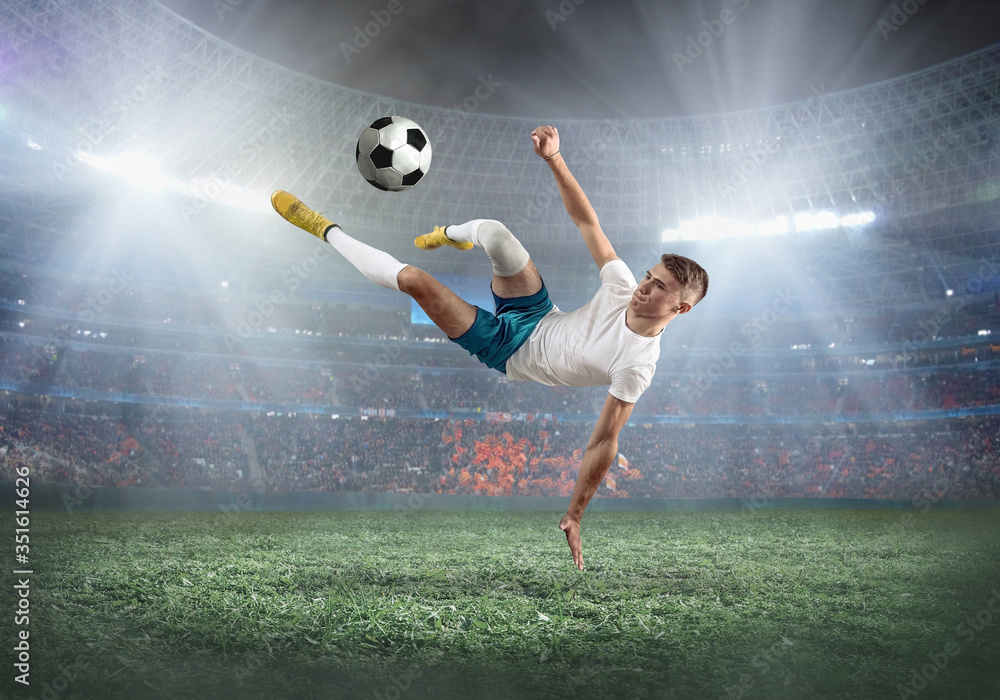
[271,125,708,570]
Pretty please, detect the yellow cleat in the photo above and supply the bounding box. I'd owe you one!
[271,190,336,241]
[414,225,474,251]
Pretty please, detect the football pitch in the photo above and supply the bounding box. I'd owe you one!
[10,508,1000,700]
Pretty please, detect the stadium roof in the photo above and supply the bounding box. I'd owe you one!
[1,0,999,314]
[158,0,1000,120]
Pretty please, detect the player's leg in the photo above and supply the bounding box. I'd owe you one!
[396,266,477,339]
[415,219,542,299]
[271,191,477,339]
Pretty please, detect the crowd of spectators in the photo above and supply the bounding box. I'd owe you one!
[3,331,999,419]
[3,265,1000,503]
[2,402,997,501]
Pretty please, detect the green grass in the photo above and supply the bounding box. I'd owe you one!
[6,509,1000,699]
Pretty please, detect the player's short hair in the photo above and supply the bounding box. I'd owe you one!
[660,253,709,306]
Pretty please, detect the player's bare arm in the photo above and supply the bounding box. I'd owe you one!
[531,125,619,270]
[560,392,635,570]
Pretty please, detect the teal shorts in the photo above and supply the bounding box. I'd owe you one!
[451,284,554,373]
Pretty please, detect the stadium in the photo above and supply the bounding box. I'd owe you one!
[1,1,999,698]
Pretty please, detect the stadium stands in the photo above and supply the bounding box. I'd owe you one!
[1,2,999,501]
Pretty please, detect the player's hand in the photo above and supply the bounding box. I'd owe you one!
[559,515,584,570]
[531,125,560,160]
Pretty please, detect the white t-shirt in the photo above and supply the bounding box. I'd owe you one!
[505,259,660,404]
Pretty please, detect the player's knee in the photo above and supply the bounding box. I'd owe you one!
[477,219,509,236]
[396,265,427,294]
[478,221,529,277]
[477,220,518,247]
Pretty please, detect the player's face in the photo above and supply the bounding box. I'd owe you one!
[630,263,687,318]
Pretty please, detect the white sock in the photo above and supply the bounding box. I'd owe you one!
[445,219,530,277]
[442,219,488,245]
[325,226,406,291]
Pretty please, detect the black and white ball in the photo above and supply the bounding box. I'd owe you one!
[355,116,432,192]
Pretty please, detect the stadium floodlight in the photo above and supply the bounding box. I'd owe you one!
[664,217,751,241]
[839,211,876,227]
[663,209,875,241]
[793,212,818,232]
[80,151,271,212]
[756,216,790,236]
[81,151,186,192]
[814,211,841,230]
[679,218,732,241]
[186,177,271,212]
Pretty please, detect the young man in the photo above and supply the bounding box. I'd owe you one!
[271,125,708,570]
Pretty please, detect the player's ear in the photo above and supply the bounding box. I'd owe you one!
[675,302,692,315]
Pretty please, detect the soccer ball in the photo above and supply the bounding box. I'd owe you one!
[355,116,432,191]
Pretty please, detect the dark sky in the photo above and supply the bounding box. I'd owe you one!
[159,0,1000,119]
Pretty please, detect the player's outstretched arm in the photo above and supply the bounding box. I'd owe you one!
[531,125,619,270]
[559,393,634,570]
